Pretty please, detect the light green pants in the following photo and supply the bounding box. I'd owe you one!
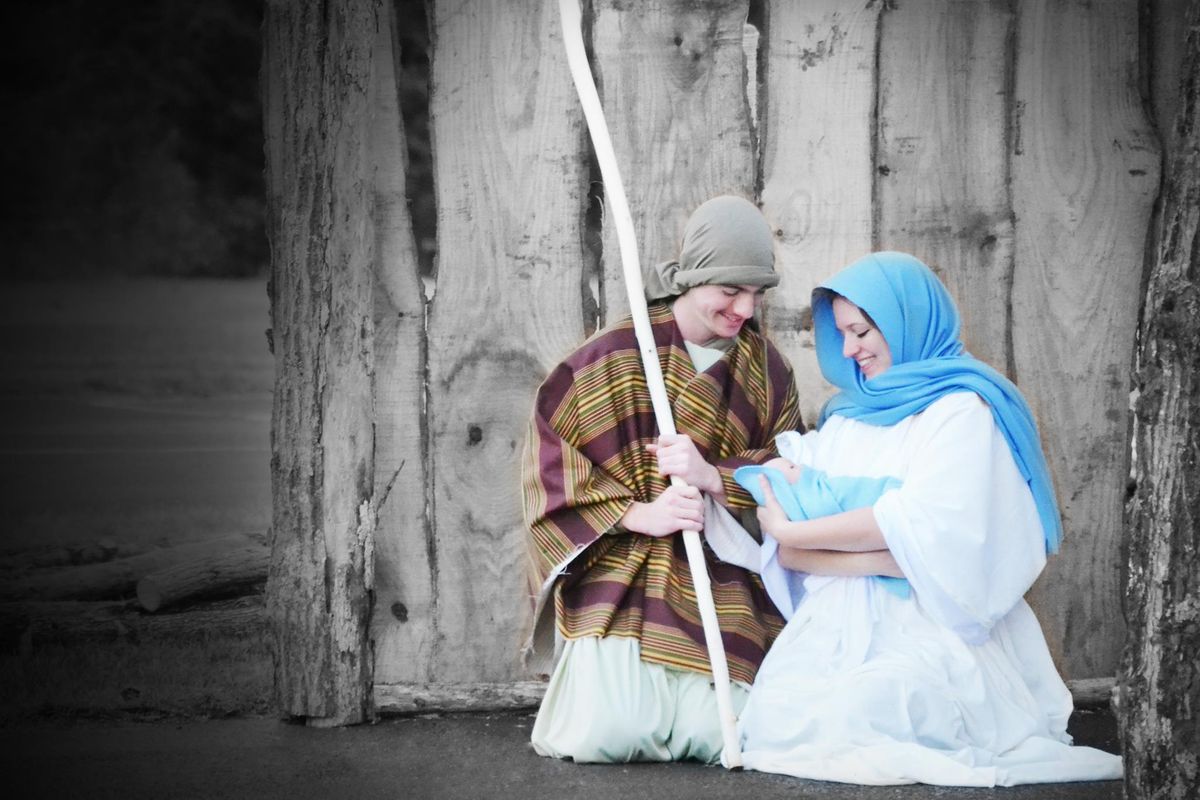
[529,636,750,764]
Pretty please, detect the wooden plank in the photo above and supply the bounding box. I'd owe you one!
[1011,0,1159,679]
[425,1,588,683]
[374,681,546,715]
[760,0,880,426]
[592,0,755,324]
[373,676,1111,715]
[263,0,378,725]
[877,0,1014,372]
[367,0,435,687]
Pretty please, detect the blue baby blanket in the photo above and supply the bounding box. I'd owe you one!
[733,465,910,600]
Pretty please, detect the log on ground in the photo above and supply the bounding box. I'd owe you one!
[1,534,266,602]
[137,544,268,612]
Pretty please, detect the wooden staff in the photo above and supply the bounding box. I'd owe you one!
[557,0,742,768]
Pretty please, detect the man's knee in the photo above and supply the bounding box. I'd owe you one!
[531,638,675,762]
[532,691,672,762]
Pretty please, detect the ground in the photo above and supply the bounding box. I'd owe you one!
[5,710,1123,799]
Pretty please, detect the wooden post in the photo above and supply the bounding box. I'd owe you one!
[877,0,1014,372]
[1122,6,1200,795]
[1010,0,1159,678]
[592,0,755,324]
[367,0,436,690]
[263,0,383,725]
[423,0,588,685]
[760,0,879,425]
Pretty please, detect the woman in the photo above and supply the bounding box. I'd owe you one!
[523,196,801,763]
[732,251,1122,785]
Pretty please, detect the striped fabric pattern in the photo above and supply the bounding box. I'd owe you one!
[523,302,802,684]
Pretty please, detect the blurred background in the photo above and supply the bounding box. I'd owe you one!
[0,0,431,717]
[4,1,266,280]
[2,0,272,553]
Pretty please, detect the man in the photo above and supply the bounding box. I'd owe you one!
[522,196,803,763]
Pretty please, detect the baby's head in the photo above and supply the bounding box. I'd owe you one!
[764,456,801,483]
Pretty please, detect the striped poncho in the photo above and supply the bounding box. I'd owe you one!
[522,302,801,684]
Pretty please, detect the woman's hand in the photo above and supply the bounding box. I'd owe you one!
[646,434,722,495]
[620,484,704,537]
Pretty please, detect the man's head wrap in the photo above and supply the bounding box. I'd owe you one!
[644,195,779,301]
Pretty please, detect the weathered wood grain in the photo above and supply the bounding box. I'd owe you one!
[592,0,755,324]
[425,1,587,683]
[760,0,880,426]
[1123,6,1200,791]
[367,0,434,687]
[257,0,1167,716]
[1011,0,1159,679]
[374,680,546,715]
[263,0,379,725]
[877,0,1014,372]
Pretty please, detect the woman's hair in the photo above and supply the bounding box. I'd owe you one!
[813,287,880,331]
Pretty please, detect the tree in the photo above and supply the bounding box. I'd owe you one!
[1121,6,1200,797]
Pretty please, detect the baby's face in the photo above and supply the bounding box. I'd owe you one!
[764,457,802,483]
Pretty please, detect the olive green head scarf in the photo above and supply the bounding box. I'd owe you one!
[645,195,779,301]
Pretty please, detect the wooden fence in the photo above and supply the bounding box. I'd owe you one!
[265,0,1180,719]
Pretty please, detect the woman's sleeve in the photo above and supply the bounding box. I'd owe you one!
[872,392,1047,643]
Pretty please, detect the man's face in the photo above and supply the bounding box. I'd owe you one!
[673,284,765,345]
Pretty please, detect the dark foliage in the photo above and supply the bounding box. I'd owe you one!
[2,0,266,278]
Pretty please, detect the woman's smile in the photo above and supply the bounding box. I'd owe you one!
[832,296,892,378]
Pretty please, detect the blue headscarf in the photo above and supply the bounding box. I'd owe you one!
[813,251,1062,554]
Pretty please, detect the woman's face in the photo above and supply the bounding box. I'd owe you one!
[832,296,892,378]
[673,284,765,344]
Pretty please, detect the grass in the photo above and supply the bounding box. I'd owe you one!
[0,637,273,722]
[0,277,275,721]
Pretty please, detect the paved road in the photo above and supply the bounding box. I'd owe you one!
[4,710,1123,800]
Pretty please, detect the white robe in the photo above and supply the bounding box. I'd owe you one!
[732,392,1123,786]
